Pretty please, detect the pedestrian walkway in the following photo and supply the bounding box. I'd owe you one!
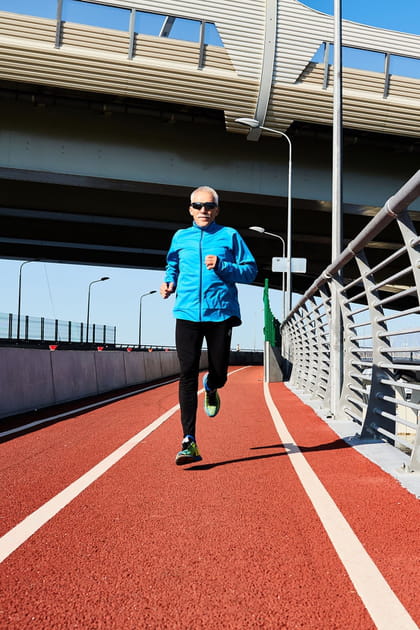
[0,366,419,629]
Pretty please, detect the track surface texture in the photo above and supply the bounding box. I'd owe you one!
[0,366,419,629]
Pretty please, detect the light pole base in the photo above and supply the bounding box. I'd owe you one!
[264,341,284,382]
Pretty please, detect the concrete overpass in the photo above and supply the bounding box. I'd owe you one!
[0,0,419,296]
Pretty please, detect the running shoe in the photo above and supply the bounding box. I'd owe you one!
[203,373,221,418]
[175,435,202,466]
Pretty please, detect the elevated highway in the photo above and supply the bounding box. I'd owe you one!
[0,0,419,295]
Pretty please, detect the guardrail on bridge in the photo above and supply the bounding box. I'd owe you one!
[281,170,420,472]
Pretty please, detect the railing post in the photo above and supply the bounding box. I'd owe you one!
[410,432,420,472]
[284,316,298,386]
[322,42,330,89]
[338,289,367,423]
[128,8,136,59]
[55,0,63,49]
[318,285,332,409]
[198,21,206,69]
[383,53,390,98]
[394,211,420,471]
[294,303,311,392]
[354,253,395,442]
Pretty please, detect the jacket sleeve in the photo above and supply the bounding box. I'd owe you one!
[164,233,180,287]
[216,231,258,284]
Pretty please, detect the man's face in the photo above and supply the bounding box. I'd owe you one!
[189,190,219,228]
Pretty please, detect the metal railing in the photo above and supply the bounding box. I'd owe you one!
[318,42,420,96]
[0,313,116,345]
[281,170,420,472]
[1,0,222,69]
[56,0,220,67]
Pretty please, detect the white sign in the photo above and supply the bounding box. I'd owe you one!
[272,257,307,273]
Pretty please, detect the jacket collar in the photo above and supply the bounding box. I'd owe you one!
[192,221,219,233]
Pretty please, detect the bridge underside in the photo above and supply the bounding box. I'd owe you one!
[1,82,419,301]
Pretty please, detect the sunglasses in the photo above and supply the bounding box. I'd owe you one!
[190,202,218,210]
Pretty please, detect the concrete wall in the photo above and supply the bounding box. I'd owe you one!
[0,348,196,419]
[0,347,262,419]
[229,350,263,366]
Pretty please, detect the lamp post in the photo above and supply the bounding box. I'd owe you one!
[17,259,39,341]
[249,226,286,321]
[138,290,157,348]
[235,117,293,313]
[330,0,344,418]
[86,276,110,343]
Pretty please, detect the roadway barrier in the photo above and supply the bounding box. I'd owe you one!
[0,347,262,419]
[228,350,263,366]
[0,347,197,419]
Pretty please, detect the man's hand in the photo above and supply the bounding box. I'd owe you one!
[160,282,175,298]
[205,255,218,270]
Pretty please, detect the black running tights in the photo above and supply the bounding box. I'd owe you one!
[175,318,232,439]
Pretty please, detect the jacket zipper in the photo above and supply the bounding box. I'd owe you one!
[199,229,204,320]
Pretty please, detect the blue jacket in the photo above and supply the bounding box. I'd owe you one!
[164,221,258,323]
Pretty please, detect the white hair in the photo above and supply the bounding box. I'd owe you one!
[190,186,219,206]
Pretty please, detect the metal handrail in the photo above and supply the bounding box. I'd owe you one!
[281,170,420,472]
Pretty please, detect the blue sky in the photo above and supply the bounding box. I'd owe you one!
[4,0,420,35]
[0,261,266,348]
[301,0,420,35]
[0,1,419,347]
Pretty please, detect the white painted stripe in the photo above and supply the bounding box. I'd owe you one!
[0,402,179,563]
[263,381,418,630]
[0,366,250,562]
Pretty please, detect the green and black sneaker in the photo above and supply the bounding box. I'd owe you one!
[175,435,202,466]
[203,373,220,418]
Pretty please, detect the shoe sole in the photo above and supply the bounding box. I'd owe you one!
[175,454,202,466]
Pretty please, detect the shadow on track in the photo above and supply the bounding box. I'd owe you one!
[185,438,352,470]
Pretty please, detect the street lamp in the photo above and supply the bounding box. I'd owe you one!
[249,226,286,321]
[138,290,157,348]
[330,0,344,418]
[86,276,110,343]
[235,117,293,313]
[17,259,39,341]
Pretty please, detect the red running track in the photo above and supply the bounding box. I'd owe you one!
[0,366,419,629]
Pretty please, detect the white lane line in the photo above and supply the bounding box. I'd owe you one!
[0,378,179,439]
[263,381,418,630]
[0,402,179,564]
[0,366,252,563]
